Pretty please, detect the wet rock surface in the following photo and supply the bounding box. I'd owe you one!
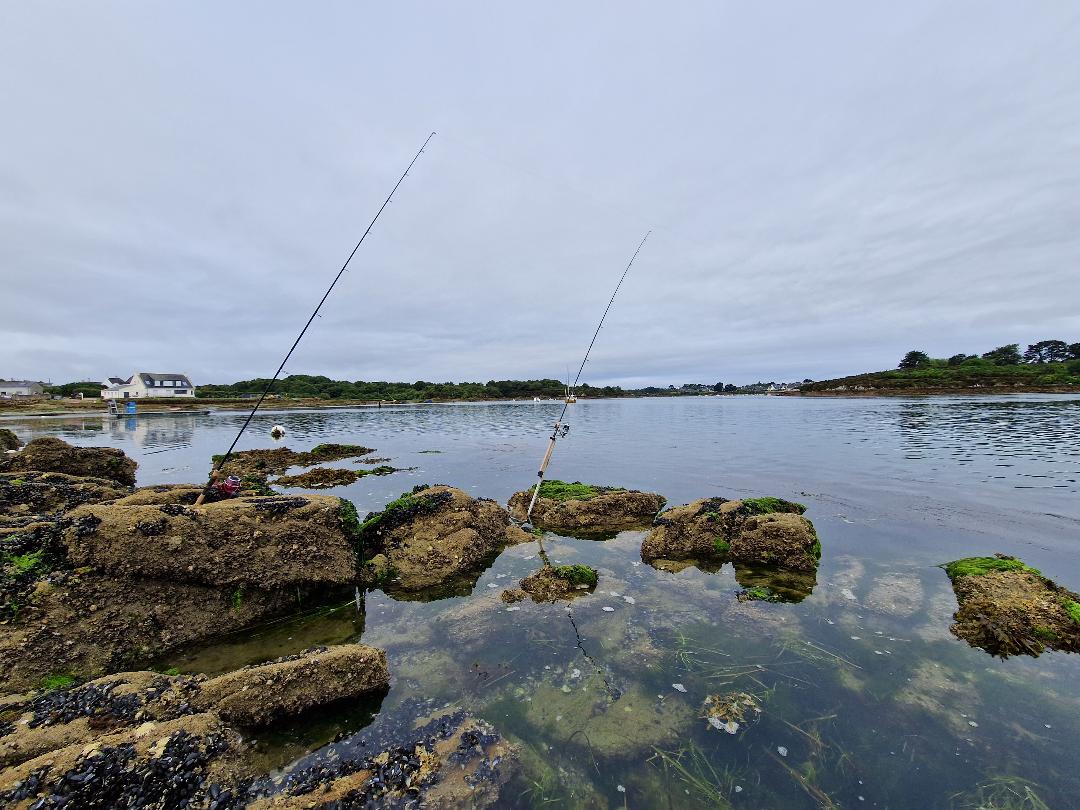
[505,564,598,603]
[61,494,360,589]
[1,471,128,526]
[193,645,389,726]
[246,701,516,808]
[272,465,399,490]
[0,429,23,451]
[642,496,819,572]
[214,444,376,480]
[945,554,1080,657]
[0,645,396,807]
[508,480,666,535]
[0,569,310,691]
[359,485,531,593]
[0,438,137,486]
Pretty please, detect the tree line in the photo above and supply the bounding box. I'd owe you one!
[899,340,1080,370]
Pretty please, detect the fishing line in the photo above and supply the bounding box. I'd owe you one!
[523,230,650,522]
[195,132,436,505]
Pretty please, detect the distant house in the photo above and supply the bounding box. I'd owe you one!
[0,380,45,397]
[101,372,196,399]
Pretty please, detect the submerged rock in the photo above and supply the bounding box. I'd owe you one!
[944,554,1080,657]
[0,570,311,691]
[1,438,137,486]
[359,485,531,593]
[0,429,22,451]
[703,691,762,734]
[642,496,819,572]
[193,644,388,726]
[733,565,817,604]
[505,564,598,603]
[246,705,516,809]
[213,444,375,480]
[507,479,666,535]
[272,465,398,490]
[61,494,360,589]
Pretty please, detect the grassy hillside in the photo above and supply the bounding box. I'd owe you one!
[800,358,1080,394]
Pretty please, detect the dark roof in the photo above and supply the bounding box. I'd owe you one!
[139,373,193,386]
[0,380,43,388]
[105,376,132,385]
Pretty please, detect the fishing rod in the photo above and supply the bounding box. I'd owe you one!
[523,230,650,523]
[195,132,436,506]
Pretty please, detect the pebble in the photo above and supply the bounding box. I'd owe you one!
[777,746,788,757]
[623,596,636,604]
[672,683,687,693]
[506,607,521,612]
[602,606,615,612]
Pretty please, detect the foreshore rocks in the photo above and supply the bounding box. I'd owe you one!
[359,485,531,594]
[192,644,388,726]
[944,554,1080,657]
[0,429,22,451]
[0,645,398,808]
[61,494,360,589]
[1,437,137,486]
[1,472,128,528]
[507,480,666,535]
[641,496,820,572]
[501,564,599,604]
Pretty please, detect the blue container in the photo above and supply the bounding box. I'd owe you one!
[125,401,137,415]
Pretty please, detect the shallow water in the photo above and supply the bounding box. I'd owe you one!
[6,395,1080,808]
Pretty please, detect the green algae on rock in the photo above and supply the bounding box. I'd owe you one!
[641,495,818,573]
[358,485,531,594]
[507,480,666,535]
[943,554,1080,657]
[0,429,22,452]
[504,564,599,603]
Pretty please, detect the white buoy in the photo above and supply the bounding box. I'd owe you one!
[270,425,286,440]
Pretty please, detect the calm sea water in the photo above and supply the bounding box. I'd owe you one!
[6,395,1080,808]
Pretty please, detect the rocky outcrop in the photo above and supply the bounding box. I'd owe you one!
[193,645,388,726]
[359,485,531,594]
[0,429,22,451]
[0,645,395,808]
[213,444,375,479]
[502,564,598,603]
[641,496,819,572]
[1,472,128,525]
[944,554,1080,657]
[507,480,666,535]
[246,705,516,809]
[1,438,137,486]
[0,570,309,691]
[61,495,360,589]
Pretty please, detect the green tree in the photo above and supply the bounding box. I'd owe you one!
[1024,340,1070,363]
[899,350,930,369]
[981,344,1021,366]
[1069,342,1080,360]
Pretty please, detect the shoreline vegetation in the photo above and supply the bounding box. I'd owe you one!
[792,341,1080,396]
[5,338,1080,415]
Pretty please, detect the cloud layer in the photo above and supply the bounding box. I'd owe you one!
[3,3,1079,387]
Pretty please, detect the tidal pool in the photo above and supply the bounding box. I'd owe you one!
[6,394,1080,808]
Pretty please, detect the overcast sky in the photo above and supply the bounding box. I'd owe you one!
[3,3,1079,387]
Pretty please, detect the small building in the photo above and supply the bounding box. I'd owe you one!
[101,372,196,399]
[0,380,45,397]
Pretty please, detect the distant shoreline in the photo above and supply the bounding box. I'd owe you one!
[780,386,1080,397]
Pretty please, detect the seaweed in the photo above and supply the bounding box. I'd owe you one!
[536,479,624,502]
[943,556,1042,580]
[740,497,806,516]
[552,564,599,587]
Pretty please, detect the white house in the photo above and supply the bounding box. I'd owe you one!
[101,372,196,399]
[0,380,45,397]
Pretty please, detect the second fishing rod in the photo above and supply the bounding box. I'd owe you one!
[523,230,651,524]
